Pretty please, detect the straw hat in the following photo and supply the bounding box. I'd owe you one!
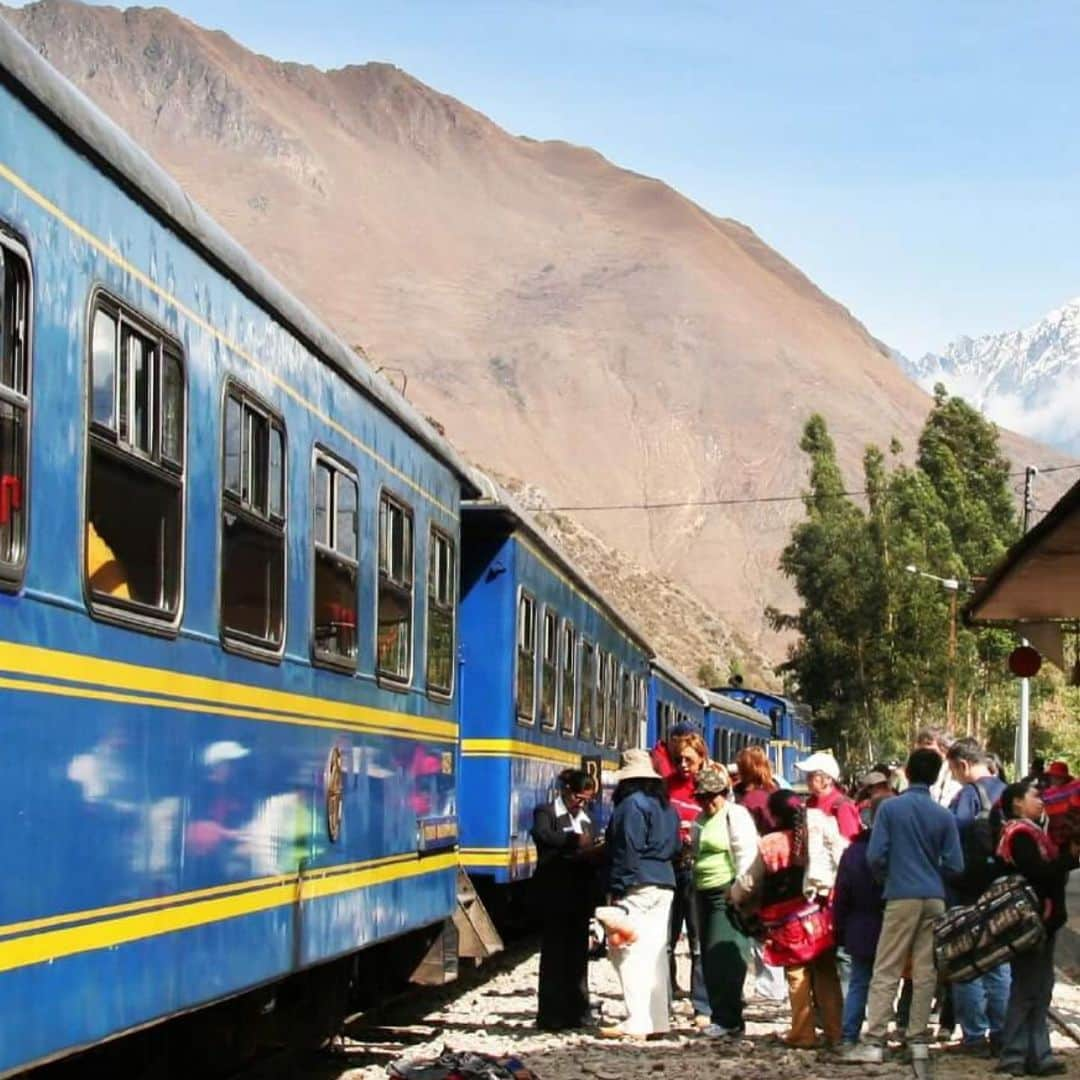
[612,748,661,783]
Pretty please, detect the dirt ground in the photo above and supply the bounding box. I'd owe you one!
[308,946,1080,1080]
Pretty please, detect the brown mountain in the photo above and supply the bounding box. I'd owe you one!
[4,0,1068,663]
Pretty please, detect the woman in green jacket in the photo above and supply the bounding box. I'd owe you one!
[692,764,759,1038]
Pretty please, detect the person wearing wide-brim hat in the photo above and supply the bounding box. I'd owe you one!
[599,749,681,1039]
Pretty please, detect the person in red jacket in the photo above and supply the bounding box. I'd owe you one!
[665,729,711,1026]
[796,751,861,841]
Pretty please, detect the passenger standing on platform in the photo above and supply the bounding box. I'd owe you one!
[734,746,786,1002]
[600,749,680,1039]
[734,745,779,834]
[915,727,962,807]
[995,781,1080,1077]
[664,730,711,1028]
[834,793,889,1047]
[795,751,861,841]
[690,764,758,1038]
[838,748,963,1066]
[531,769,601,1032]
[946,737,1009,1057]
[735,789,845,1049]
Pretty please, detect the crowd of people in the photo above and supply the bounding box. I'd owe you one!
[529,722,1080,1076]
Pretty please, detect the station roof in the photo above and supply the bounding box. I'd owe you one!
[966,474,1080,667]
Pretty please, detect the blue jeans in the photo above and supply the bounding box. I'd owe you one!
[841,955,874,1043]
[952,964,1010,1044]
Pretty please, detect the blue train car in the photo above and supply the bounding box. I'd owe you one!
[710,685,814,782]
[647,657,706,748]
[702,691,774,772]
[0,21,477,1075]
[458,476,651,886]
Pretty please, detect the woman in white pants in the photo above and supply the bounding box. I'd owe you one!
[600,749,681,1038]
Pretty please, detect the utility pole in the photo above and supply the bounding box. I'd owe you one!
[1017,466,1038,778]
[947,588,958,729]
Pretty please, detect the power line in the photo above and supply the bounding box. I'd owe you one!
[544,462,1080,513]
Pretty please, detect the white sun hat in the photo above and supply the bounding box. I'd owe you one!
[794,750,841,783]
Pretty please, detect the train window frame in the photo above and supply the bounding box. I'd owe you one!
[539,605,558,731]
[85,290,185,633]
[593,647,606,747]
[425,524,456,699]
[220,380,286,659]
[515,587,537,725]
[578,637,595,742]
[376,488,414,687]
[0,231,31,590]
[618,668,633,749]
[559,619,576,736]
[605,655,619,748]
[311,447,359,673]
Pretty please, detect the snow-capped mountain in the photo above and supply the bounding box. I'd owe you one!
[903,298,1080,455]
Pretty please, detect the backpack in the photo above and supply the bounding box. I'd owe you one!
[957,781,1002,898]
[933,874,1045,983]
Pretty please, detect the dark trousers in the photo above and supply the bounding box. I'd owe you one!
[669,866,709,1017]
[697,886,748,1031]
[999,935,1056,1071]
[537,904,591,1028]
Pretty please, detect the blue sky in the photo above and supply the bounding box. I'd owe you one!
[20,1,1080,359]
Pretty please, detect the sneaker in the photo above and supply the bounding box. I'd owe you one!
[693,1014,712,1030]
[994,1065,1026,1077]
[704,1023,745,1039]
[837,1042,884,1064]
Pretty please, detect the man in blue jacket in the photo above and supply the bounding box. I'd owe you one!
[839,748,963,1065]
[945,737,1010,1056]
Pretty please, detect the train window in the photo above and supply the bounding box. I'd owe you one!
[377,492,414,683]
[539,607,558,730]
[221,385,285,653]
[635,676,647,749]
[578,639,595,740]
[426,527,456,696]
[618,669,633,749]
[560,621,576,735]
[593,648,606,746]
[312,452,359,670]
[605,656,619,747]
[87,296,183,624]
[516,590,536,724]
[0,238,30,585]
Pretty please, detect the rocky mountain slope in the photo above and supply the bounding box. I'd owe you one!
[906,297,1080,456]
[3,0,1069,662]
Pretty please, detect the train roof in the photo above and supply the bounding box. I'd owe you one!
[0,18,478,496]
[701,689,772,728]
[713,685,815,724]
[463,470,653,654]
[649,657,708,706]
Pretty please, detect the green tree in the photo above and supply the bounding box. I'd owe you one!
[772,392,1027,768]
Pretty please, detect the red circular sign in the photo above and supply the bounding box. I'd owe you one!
[1008,645,1042,678]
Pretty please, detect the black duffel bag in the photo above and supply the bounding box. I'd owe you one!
[933,874,1045,984]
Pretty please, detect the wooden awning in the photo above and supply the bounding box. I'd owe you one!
[967,475,1080,631]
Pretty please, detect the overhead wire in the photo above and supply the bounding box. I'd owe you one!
[545,462,1080,513]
